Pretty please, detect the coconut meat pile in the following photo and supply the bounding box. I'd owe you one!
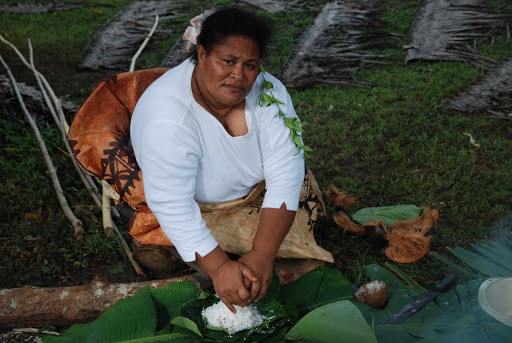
[202,302,266,335]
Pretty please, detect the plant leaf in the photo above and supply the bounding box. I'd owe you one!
[170,316,203,337]
[42,287,157,343]
[352,204,421,227]
[150,281,198,321]
[285,300,378,343]
[447,247,512,277]
[281,266,353,314]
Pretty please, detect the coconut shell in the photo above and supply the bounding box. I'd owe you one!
[354,280,388,308]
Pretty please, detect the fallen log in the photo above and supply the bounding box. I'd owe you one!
[0,276,193,329]
[0,259,324,328]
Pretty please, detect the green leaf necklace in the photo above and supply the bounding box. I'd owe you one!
[258,65,312,159]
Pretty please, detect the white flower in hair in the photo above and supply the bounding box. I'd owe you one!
[183,10,215,52]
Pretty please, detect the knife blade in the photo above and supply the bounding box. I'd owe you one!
[382,274,457,324]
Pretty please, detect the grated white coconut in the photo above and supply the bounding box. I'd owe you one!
[202,302,266,335]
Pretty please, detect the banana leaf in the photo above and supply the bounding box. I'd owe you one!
[352,205,422,227]
[359,265,512,342]
[285,300,378,343]
[42,286,159,343]
[280,266,354,314]
[43,267,365,343]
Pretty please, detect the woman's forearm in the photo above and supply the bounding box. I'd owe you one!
[252,202,296,260]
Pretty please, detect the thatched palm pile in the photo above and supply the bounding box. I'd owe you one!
[238,0,316,13]
[280,1,393,88]
[444,57,512,117]
[78,0,187,70]
[405,0,512,66]
[0,2,88,14]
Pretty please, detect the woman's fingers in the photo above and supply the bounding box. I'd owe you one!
[256,280,270,301]
[250,277,261,300]
[243,275,252,289]
[240,262,258,283]
[220,296,237,314]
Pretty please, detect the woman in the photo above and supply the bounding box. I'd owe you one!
[130,8,305,313]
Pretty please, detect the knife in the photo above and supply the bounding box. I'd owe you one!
[382,274,457,324]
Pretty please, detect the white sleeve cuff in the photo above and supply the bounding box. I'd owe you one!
[175,233,219,262]
[262,196,300,211]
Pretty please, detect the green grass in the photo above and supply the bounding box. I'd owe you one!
[1,0,512,289]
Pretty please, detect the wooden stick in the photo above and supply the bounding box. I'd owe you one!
[129,14,159,72]
[0,33,69,132]
[0,54,84,239]
[101,180,118,238]
[101,180,145,276]
[27,39,103,208]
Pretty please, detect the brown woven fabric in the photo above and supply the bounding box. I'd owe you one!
[69,69,333,262]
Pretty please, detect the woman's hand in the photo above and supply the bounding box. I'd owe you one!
[196,246,257,313]
[239,249,274,302]
[210,259,258,313]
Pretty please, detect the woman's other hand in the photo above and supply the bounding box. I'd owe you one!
[239,249,274,302]
[196,246,257,313]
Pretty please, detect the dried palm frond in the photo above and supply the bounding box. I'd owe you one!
[78,1,186,71]
[405,0,511,66]
[160,36,190,69]
[237,0,318,13]
[444,57,512,118]
[0,74,78,122]
[281,1,394,88]
[0,2,90,14]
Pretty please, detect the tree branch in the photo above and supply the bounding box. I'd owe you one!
[0,53,84,238]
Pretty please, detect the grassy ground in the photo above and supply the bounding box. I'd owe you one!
[1,0,511,289]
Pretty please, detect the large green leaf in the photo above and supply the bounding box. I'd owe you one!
[448,247,512,277]
[352,204,421,226]
[281,266,353,313]
[359,263,512,343]
[150,281,199,321]
[170,316,203,337]
[285,300,378,343]
[42,286,158,343]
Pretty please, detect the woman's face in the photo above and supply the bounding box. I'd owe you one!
[196,35,260,107]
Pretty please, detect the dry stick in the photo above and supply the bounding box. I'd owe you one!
[101,180,118,237]
[6,36,136,271]
[129,14,159,72]
[101,180,145,275]
[27,39,102,209]
[0,33,69,133]
[0,54,84,239]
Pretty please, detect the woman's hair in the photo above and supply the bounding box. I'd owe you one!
[190,7,272,63]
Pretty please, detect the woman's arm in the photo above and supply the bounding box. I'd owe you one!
[239,202,296,300]
[240,75,305,300]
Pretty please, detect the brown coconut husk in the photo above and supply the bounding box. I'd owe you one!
[325,186,356,208]
[384,208,439,263]
[333,207,439,263]
[333,212,366,236]
[384,232,432,263]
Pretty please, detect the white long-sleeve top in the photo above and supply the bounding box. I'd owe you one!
[130,58,305,262]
